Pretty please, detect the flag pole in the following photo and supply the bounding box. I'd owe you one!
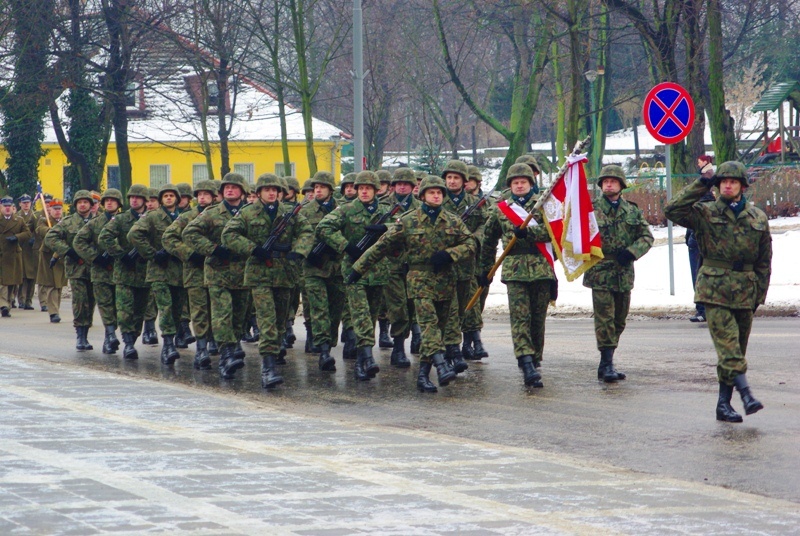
[465,136,591,312]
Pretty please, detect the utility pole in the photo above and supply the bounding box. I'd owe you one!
[353,0,364,172]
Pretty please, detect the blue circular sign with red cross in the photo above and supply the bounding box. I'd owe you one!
[642,82,695,144]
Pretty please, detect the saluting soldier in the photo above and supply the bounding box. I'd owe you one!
[98,184,150,360]
[73,189,123,354]
[36,200,66,322]
[1,196,33,317]
[583,165,653,382]
[45,190,96,349]
[15,194,38,310]
[351,176,477,392]
[665,161,771,423]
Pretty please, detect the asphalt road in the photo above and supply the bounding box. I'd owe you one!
[3,302,799,504]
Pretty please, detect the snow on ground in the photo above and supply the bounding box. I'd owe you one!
[484,216,800,316]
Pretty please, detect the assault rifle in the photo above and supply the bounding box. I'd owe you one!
[354,202,403,253]
[259,200,310,260]
[461,191,492,222]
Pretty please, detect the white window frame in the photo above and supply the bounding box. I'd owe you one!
[192,164,210,186]
[233,163,255,183]
[274,162,295,177]
[150,164,171,188]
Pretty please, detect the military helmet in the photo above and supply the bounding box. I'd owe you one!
[276,176,290,195]
[72,190,93,204]
[415,170,426,182]
[176,182,193,198]
[505,163,536,186]
[392,167,416,185]
[441,159,469,181]
[419,176,447,197]
[284,176,301,193]
[713,161,748,187]
[376,169,392,184]
[100,188,124,205]
[147,187,159,199]
[597,164,628,188]
[301,179,314,193]
[158,183,180,200]
[515,154,541,174]
[193,179,218,197]
[354,170,380,189]
[340,172,357,194]
[127,184,148,199]
[467,165,483,183]
[220,172,248,195]
[311,171,336,189]
[255,173,284,193]
[212,180,223,193]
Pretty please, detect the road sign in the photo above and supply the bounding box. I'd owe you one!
[642,82,695,145]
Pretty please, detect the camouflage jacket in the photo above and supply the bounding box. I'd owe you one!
[301,197,342,279]
[353,207,476,300]
[73,211,116,284]
[379,192,421,273]
[36,216,67,287]
[44,212,92,280]
[97,209,149,288]
[480,196,555,283]
[665,179,771,309]
[442,190,487,280]
[128,206,183,284]
[316,199,390,286]
[162,206,206,288]
[222,200,313,288]
[183,201,247,289]
[582,196,653,292]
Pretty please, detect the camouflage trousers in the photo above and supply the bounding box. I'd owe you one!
[117,285,150,335]
[345,283,383,348]
[341,297,352,331]
[94,281,117,327]
[180,288,190,322]
[39,286,62,315]
[253,286,291,356]
[705,304,753,385]
[383,272,415,338]
[415,296,459,363]
[151,282,184,336]
[145,290,157,322]
[305,274,345,347]
[16,278,35,308]
[591,289,631,349]
[70,278,95,328]
[208,286,250,346]
[187,286,211,339]
[506,280,551,362]
[444,278,483,343]
[377,288,388,321]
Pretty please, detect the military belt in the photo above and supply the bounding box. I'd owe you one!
[703,258,753,272]
[506,246,539,257]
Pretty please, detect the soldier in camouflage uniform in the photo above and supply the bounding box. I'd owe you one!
[129,184,186,365]
[583,165,653,382]
[665,161,770,423]
[222,174,313,387]
[374,169,394,349]
[335,173,358,351]
[352,176,476,392]
[174,182,196,348]
[301,179,315,199]
[282,176,303,349]
[141,187,160,345]
[317,170,390,381]
[183,172,251,379]
[162,180,217,370]
[1,196,32,317]
[45,190,96,349]
[339,173,357,203]
[15,194,38,310]
[515,154,542,194]
[98,184,150,360]
[465,166,494,314]
[74,189,123,354]
[36,200,66,321]
[479,164,556,387]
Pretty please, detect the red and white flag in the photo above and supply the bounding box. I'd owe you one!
[496,199,555,270]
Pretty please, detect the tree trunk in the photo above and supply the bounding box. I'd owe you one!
[216,59,231,177]
[706,0,738,162]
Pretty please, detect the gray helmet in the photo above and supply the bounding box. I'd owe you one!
[220,172,248,195]
[158,183,181,200]
[255,173,284,193]
[72,189,93,204]
[376,170,392,184]
[415,171,426,182]
[597,164,628,189]
[301,179,314,193]
[147,188,159,199]
[176,182,193,198]
[284,176,301,193]
[100,188,124,205]
[277,176,290,195]
[212,180,223,193]
[127,184,148,199]
[311,171,336,189]
[193,179,218,197]
[441,159,468,181]
[354,170,380,189]
[714,161,748,187]
[515,154,541,174]
[419,176,447,197]
[392,167,416,186]
[505,163,535,186]
[467,165,482,183]
[340,172,357,194]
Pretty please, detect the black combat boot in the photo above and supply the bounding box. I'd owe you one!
[416,361,437,393]
[76,326,93,351]
[50,314,61,323]
[461,331,475,360]
[431,352,455,387]
[304,322,321,353]
[261,355,284,388]
[733,374,764,415]
[445,344,468,374]
[716,382,743,422]
[276,340,287,365]
[160,335,180,365]
[193,338,211,370]
[471,331,488,359]
[518,355,543,387]
[109,325,120,351]
[285,319,296,348]
[342,328,357,360]
[233,341,246,361]
[361,346,379,377]
[390,337,411,368]
[181,320,196,345]
[410,324,422,354]
[175,324,187,349]
[102,325,118,354]
[219,344,244,379]
[122,333,139,360]
[208,335,219,356]
[142,320,158,345]
[318,343,336,372]
[378,319,393,348]
[0,306,10,317]
[354,347,371,381]
[598,348,626,382]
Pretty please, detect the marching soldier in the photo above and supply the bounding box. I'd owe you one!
[465,166,494,314]
[351,176,476,392]
[222,173,313,387]
[16,194,38,310]
[339,173,357,203]
[1,196,33,317]
[583,165,653,382]
[36,200,66,322]
[98,184,150,360]
[317,170,390,381]
[183,172,251,380]
[141,187,161,345]
[45,190,96,349]
[174,182,197,347]
[374,168,394,349]
[283,176,303,347]
[664,161,771,423]
[301,179,315,200]
[73,189,123,354]
[479,164,556,387]
[515,154,542,194]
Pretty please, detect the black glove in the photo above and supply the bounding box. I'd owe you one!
[93,252,111,267]
[5,235,18,244]
[429,250,454,274]
[549,279,558,301]
[321,243,338,256]
[345,243,363,262]
[122,249,140,269]
[347,270,362,284]
[65,248,81,262]
[616,249,636,266]
[512,226,528,239]
[251,244,271,260]
[188,252,205,267]
[271,242,291,253]
[212,245,231,260]
[154,249,170,266]
[365,224,388,234]
[477,272,492,288]
[286,252,304,261]
[306,251,325,268]
[699,176,715,188]
[27,237,35,246]
[49,256,58,269]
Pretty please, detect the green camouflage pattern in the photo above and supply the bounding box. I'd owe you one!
[506,280,551,360]
[304,274,344,346]
[73,212,116,284]
[183,201,248,289]
[128,207,184,284]
[162,206,206,288]
[383,273,414,338]
[414,295,459,361]
[69,278,95,327]
[93,281,117,327]
[145,291,157,321]
[186,286,211,338]
[207,287,250,345]
[705,305,753,384]
[301,198,342,278]
[442,191,485,281]
[252,286,291,355]
[344,284,384,347]
[591,289,631,349]
[116,285,149,335]
[151,281,184,335]
[97,209,149,288]
[44,212,92,280]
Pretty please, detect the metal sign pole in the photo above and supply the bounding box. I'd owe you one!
[665,144,674,296]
